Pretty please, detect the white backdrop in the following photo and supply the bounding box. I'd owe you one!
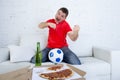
[0,0,120,50]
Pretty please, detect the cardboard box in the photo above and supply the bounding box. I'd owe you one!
[32,64,86,80]
[0,64,86,80]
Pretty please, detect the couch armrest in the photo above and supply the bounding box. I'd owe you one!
[110,50,120,80]
[93,46,120,80]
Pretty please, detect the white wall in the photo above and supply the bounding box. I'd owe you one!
[0,0,120,51]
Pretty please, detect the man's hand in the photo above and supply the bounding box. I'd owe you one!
[73,25,80,32]
[67,25,80,41]
[48,23,56,29]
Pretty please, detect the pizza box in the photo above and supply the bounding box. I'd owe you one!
[32,63,86,80]
[0,64,86,80]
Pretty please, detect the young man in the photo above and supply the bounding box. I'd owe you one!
[31,7,81,65]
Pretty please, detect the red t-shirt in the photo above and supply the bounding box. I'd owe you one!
[46,19,72,48]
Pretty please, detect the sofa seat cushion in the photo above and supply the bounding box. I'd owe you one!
[75,57,110,77]
[0,57,110,78]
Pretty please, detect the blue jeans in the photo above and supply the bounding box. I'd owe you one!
[30,47,81,65]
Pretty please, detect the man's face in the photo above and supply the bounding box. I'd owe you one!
[55,10,66,23]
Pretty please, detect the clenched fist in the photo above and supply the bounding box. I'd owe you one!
[73,25,80,32]
[48,23,56,29]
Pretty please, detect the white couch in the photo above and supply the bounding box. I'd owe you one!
[0,33,120,80]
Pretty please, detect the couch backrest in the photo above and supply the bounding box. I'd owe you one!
[20,33,92,57]
[67,36,92,57]
[20,34,48,51]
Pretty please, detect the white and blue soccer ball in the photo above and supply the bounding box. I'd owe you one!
[48,48,64,64]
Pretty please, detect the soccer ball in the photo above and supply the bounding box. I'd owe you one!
[48,48,64,64]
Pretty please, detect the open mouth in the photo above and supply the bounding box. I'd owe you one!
[56,18,60,22]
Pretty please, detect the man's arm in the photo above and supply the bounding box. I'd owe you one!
[67,25,80,41]
[39,22,56,29]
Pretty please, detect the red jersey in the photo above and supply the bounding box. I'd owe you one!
[46,19,72,48]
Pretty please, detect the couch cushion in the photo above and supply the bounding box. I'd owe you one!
[74,57,110,77]
[0,57,110,78]
[8,45,35,62]
[2,57,109,76]
[0,48,9,63]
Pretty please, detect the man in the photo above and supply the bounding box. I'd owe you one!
[31,7,81,65]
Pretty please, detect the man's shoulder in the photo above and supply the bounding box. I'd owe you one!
[62,20,70,26]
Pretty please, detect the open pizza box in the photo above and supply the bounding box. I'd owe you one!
[0,64,86,80]
[32,64,86,80]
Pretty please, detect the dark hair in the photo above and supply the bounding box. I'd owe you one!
[59,7,69,17]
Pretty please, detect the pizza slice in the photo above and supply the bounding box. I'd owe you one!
[40,69,73,80]
[47,64,63,71]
